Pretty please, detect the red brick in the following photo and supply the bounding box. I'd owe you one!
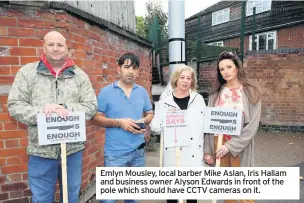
[3,197,30,203]
[0,17,17,26]
[0,140,4,148]
[6,174,22,183]
[19,38,43,47]
[93,54,101,62]
[1,181,27,192]
[0,27,8,35]
[18,19,45,28]
[6,157,20,165]
[0,130,27,139]
[0,95,8,104]
[20,57,40,65]
[17,122,27,130]
[9,191,23,199]
[72,33,86,43]
[67,25,85,36]
[23,189,32,197]
[0,148,26,157]
[0,157,5,166]
[19,155,28,163]
[84,30,100,41]
[1,105,8,113]
[0,57,19,65]
[44,20,69,29]
[8,28,36,37]
[89,76,103,83]
[0,76,15,85]
[0,113,12,121]
[36,29,50,39]
[55,13,72,22]
[83,60,95,68]
[0,66,11,75]
[10,47,36,56]
[5,139,19,148]
[36,10,56,20]
[107,50,115,57]
[0,193,9,201]
[1,163,28,174]
[90,68,103,75]
[0,38,17,46]
[73,51,87,59]
[73,17,85,28]
[73,59,83,67]
[11,66,21,75]
[4,121,18,130]
[22,174,28,181]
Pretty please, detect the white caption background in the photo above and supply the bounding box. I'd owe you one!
[96,167,299,200]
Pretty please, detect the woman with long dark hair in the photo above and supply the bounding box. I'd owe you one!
[203,51,261,203]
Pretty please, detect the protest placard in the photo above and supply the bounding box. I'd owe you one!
[204,107,243,136]
[37,111,86,203]
[37,111,86,145]
[163,109,190,148]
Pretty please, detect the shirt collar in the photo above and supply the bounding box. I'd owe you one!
[112,80,138,89]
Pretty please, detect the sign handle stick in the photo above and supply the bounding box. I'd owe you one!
[215,134,223,167]
[160,132,163,167]
[61,143,68,203]
[212,134,223,203]
[176,147,183,203]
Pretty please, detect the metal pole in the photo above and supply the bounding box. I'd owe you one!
[252,7,256,50]
[196,14,201,82]
[168,0,185,75]
[160,0,185,99]
[240,0,246,63]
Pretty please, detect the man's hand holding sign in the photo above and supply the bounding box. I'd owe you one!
[37,108,86,203]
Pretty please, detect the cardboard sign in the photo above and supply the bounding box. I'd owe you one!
[163,109,190,147]
[204,107,242,136]
[37,111,86,145]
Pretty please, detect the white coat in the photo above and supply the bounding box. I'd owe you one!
[150,91,206,167]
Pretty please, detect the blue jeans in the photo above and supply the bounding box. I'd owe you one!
[28,150,83,203]
[100,148,145,203]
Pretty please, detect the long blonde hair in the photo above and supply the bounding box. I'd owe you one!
[170,64,197,92]
[210,51,260,104]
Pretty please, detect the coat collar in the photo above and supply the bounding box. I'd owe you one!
[37,61,75,78]
[164,90,199,109]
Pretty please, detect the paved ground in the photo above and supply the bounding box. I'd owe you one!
[92,132,304,203]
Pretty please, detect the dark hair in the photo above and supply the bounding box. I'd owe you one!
[210,51,260,104]
[117,53,140,68]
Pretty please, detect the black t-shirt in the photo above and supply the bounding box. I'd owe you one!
[173,95,190,110]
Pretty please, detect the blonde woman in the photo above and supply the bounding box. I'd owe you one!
[204,51,261,203]
[151,65,207,203]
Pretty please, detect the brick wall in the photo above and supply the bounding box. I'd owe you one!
[277,24,304,49]
[223,24,304,51]
[224,36,250,51]
[0,3,151,203]
[198,52,304,127]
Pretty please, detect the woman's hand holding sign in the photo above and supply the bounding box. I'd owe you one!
[216,144,230,158]
[203,153,214,165]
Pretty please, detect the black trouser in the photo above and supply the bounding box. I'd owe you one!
[167,200,197,203]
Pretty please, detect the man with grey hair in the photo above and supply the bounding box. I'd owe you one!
[8,31,97,203]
